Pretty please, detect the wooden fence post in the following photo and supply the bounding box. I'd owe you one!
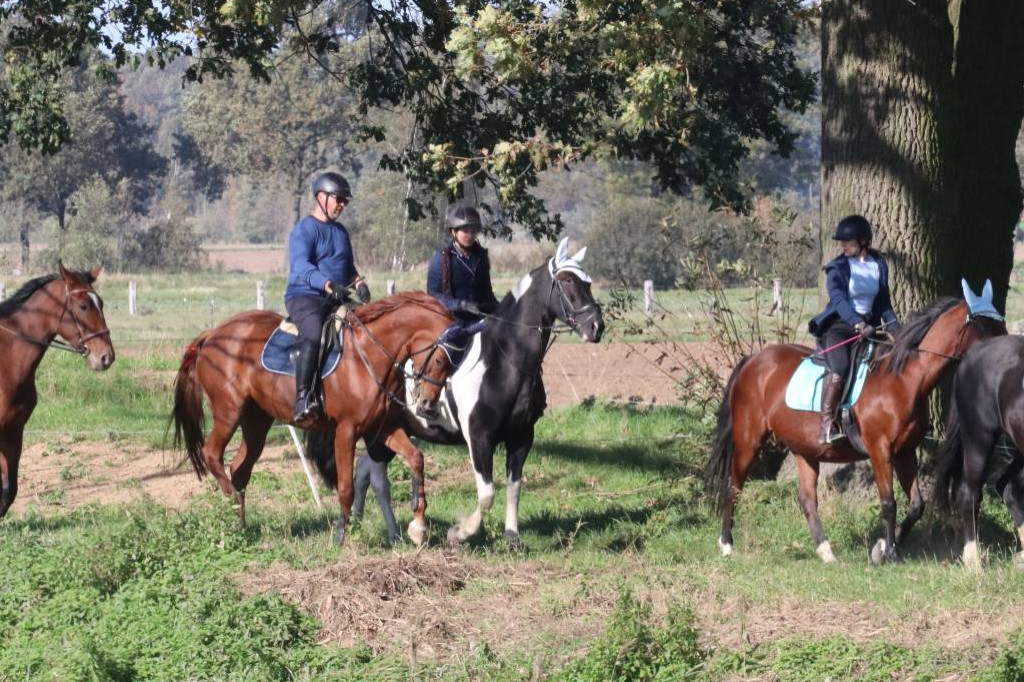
[768,278,783,316]
[256,280,266,310]
[643,280,654,313]
[129,281,137,316]
[209,298,215,328]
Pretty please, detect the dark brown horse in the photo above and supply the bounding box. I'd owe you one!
[0,265,115,519]
[705,293,1006,564]
[170,292,454,546]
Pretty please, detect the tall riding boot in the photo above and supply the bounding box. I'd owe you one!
[293,339,323,426]
[818,372,845,445]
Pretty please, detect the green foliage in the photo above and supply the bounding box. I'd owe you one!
[585,194,681,288]
[550,589,705,682]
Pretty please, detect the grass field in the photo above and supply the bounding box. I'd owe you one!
[5,268,1024,680]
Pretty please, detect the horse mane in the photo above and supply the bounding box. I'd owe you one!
[882,297,960,374]
[348,291,450,324]
[0,270,96,320]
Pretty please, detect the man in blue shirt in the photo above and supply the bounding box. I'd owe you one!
[285,172,370,427]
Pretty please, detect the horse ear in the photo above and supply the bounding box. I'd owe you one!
[570,246,587,263]
[58,260,71,280]
[554,237,569,265]
[983,279,993,301]
[90,265,103,280]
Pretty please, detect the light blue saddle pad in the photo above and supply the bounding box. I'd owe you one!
[259,326,343,378]
[784,352,870,412]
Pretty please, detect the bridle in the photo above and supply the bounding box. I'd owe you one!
[341,307,453,408]
[550,273,600,335]
[0,280,110,356]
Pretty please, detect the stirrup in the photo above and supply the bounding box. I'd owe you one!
[823,423,846,444]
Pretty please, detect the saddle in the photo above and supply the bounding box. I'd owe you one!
[259,310,346,378]
[784,339,876,453]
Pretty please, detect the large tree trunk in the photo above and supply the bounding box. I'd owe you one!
[822,0,957,316]
[950,1,1024,312]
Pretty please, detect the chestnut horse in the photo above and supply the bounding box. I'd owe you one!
[170,292,454,546]
[705,289,1005,564]
[0,265,115,519]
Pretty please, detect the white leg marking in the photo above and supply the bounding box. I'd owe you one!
[963,541,982,572]
[717,536,733,557]
[407,518,428,546]
[816,540,836,563]
[505,476,522,535]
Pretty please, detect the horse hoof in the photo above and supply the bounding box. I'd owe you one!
[963,541,983,572]
[869,539,886,565]
[717,537,733,557]
[407,520,428,547]
[816,541,836,563]
[335,526,347,547]
[503,530,526,551]
[446,526,466,547]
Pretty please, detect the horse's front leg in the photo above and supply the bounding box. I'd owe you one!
[382,428,429,547]
[0,429,25,519]
[893,449,924,546]
[868,445,900,565]
[795,456,834,562]
[332,422,357,547]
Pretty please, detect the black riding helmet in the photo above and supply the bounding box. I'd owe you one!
[312,172,352,200]
[447,204,482,231]
[833,214,872,242]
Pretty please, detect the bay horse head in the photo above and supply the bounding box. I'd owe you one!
[55,264,114,371]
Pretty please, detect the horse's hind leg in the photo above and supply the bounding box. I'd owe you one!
[355,442,401,546]
[0,429,24,519]
[718,424,765,557]
[227,402,275,527]
[202,408,241,502]
[893,450,924,546]
[992,449,1024,569]
[795,456,834,562]
[959,428,1000,571]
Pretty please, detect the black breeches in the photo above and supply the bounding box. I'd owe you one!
[819,320,858,379]
[286,296,331,343]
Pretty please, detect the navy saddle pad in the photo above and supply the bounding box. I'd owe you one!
[259,325,343,378]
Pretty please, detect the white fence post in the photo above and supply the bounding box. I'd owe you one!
[0,282,5,301]
[768,278,783,316]
[256,280,266,310]
[643,280,654,314]
[128,281,137,316]
[386,279,396,296]
[209,298,215,328]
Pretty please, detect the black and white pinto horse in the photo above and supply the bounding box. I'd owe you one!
[311,238,604,547]
[934,333,1024,571]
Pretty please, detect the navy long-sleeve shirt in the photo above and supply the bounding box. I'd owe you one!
[285,216,357,302]
[809,251,899,336]
[426,242,500,318]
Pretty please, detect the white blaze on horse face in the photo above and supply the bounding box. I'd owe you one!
[511,272,533,301]
[88,292,101,309]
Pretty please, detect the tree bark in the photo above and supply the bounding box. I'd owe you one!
[19,220,29,274]
[822,0,957,316]
[949,1,1024,311]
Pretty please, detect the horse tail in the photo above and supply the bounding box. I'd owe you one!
[305,428,339,489]
[934,380,964,510]
[170,331,212,478]
[704,355,752,515]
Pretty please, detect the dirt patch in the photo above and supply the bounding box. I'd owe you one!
[240,553,611,663]
[9,439,302,515]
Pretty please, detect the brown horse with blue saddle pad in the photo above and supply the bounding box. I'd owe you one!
[169,292,455,547]
[705,281,1006,564]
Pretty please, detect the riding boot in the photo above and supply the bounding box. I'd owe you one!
[818,372,845,445]
[293,339,324,426]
